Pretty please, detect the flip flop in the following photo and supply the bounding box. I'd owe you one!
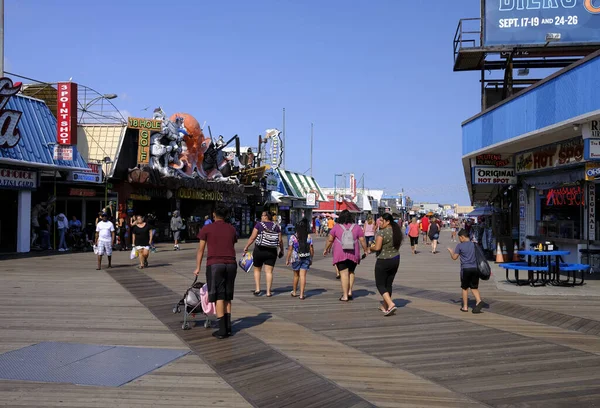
[299,296,306,300]
[252,290,261,296]
[348,295,353,301]
[339,297,349,302]
[266,293,273,297]
[460,308,468,312]
[290,292,298,297]
[384,306,397,316]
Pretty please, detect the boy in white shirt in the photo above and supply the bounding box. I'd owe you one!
[95,213,115,270]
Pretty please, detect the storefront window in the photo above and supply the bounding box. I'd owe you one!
[537,185,584,240]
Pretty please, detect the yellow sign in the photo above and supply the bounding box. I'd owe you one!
[178,188,224,201]
[130,194,151,201]
[128,117,162,131]
[137,129,150,164]
[238,165,270,185]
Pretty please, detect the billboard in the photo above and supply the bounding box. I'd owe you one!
[484,0,600,46]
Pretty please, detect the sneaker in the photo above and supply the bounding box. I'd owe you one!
[58,248,65,252]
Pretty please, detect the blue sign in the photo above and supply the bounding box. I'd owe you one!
[484,0,600,46]
[71,172,101,183]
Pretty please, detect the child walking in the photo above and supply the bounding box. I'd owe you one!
[286,218,314,300]
[447,229,487,313]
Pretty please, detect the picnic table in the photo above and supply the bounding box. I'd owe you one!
[500,250,590,287]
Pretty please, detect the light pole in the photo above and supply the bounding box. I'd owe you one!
[333,173,343,214]
[102,156,113,213]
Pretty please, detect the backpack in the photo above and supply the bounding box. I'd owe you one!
[256,222,280,248]
[473,242,491,281]
[338,225,355,251]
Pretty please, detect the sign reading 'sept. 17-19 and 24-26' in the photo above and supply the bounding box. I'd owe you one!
[485,0,600,46]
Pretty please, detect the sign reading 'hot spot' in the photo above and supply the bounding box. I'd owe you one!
[472,167,517,185]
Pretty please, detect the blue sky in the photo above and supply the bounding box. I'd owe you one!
[6,0,484,205]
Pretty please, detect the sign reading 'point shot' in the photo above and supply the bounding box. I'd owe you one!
[472,167,517,185]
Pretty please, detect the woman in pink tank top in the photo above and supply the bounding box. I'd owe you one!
[363,216,377,247]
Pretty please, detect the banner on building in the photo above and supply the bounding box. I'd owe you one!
[306,192,316,207]
[518,189,526,246]
[53,145,74,161]
[0,77,23,149]
[56,82,78,145]
[472,154,512,168]
[515,137,584,174]
[590,184,596,241]
[138,129,150,164]
[584,138,600,161]
[0,167,37,189]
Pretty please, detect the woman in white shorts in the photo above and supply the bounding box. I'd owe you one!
[132,215,153,269]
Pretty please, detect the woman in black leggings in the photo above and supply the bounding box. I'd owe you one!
[370,213,403,316]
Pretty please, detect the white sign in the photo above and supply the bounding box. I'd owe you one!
[306,192,316,207]
[589,139,600,160]
[472,167,517,185]
[53,145,73,161]
[590,184,596,241]
[0,167,37,189]
[583,120,600,139]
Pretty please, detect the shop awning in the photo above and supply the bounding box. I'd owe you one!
[278,169,326,201]
[0,94,88,171]
[521,168,585,190]
[77,124,127,177]
[316,199,362,213]
[467,206,499,217]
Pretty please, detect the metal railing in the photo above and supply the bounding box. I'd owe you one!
[453,18,483,62]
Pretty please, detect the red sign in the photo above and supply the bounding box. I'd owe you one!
[69,188,96,197]
[545,186,584,207]
[0,78,23,148]
[57,82,78,145]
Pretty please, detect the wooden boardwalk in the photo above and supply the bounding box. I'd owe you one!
[1,230,600,407]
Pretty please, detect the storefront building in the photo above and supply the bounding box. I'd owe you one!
[275,169,326,233]
[0,87,89,253]
[461,50,600,263]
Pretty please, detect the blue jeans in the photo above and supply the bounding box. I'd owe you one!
[292,259,311,271]
[366,236,375,246]
[58,229,67,250]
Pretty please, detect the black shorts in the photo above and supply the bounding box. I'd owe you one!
[206,263,237,303]
[336,260,357,273]
[409,236,419,246]
[461,267,480,290]
[253,246,278,268]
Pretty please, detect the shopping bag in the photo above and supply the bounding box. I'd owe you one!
[238,252,254,273]
[130,248,138,260]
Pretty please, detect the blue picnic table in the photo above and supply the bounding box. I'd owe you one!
[500,250,589,287]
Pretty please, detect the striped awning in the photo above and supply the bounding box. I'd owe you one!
[278,169,326,201]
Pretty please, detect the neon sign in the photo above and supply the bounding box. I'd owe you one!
[545,186,585,206]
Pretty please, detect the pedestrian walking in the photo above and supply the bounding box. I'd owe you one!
[117,213,129,251]
[55,212,69,251]
[370,213,402,316]
[193,206,238,339]
[428,216,440,254]
[447,229,487,313]
[171,210,184,251]
[407,217,420,254]
[132,215,153,269]
[363,215,377,247]
[286,218,314,300]
[244,211,284,297]
[420,216,430,246]
[95,212,115,270]
[323,210,369,302]
[146,213,157,253]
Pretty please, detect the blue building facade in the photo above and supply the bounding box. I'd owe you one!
[461,50,600,263]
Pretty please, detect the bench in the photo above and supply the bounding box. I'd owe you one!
[499,263,549,286]
[552,263,590,286]
[500,262,590,287]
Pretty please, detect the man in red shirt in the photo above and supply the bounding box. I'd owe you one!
[194,205,238,339]
[420,216,430,245]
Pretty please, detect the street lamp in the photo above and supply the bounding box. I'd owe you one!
[102,156,113,212]
[333,173,343,214]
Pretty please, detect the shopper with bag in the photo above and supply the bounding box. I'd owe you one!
[324,210,369,302]
[243,211,284,297]
[95,213,115,270]
[447,229,488,314]
[132,215,153,269]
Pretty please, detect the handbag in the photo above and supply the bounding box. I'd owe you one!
[256,222,279,248]
[474,242,491,280]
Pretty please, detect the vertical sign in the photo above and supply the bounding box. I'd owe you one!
[518,189,526,247]
[138,130,150,164]
[589,184,596,242]
[56,82,78,145]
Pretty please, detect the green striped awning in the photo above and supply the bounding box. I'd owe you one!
[278,170,326,201]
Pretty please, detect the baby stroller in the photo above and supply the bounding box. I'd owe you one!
[172,276,216,330]
[68,227,90,252]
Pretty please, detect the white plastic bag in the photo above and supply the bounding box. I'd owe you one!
[130,248,138,260]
